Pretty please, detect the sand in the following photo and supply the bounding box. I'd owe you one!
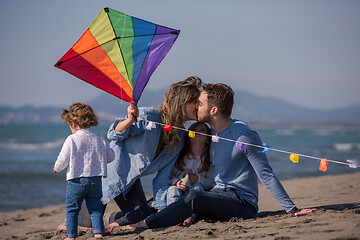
[1,172,359,240]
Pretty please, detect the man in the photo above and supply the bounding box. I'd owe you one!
[109,83,298,230]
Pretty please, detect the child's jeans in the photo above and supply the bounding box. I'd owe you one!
[167,182,204,223]
[66,176,104,238]
[167,182,204,206]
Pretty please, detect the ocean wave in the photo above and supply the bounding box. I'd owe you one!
[0,171,64,179]
[275,129,295,136]
[333,143,356,151]
[315,129,336,136]
[0,140,64,150]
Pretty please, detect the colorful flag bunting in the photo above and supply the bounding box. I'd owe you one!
[319,158,329,172]
[290,153,299,163]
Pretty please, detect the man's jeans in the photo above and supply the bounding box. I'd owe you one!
[146,188,257,228]
[66,177,104,238]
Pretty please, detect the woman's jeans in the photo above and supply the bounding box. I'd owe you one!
[114,183,205,226]
[66,177,104,238]
[146,188,257,229]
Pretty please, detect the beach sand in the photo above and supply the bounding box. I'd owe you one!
[1,172,359,240]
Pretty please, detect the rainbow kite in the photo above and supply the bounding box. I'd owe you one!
[55,7,180,103]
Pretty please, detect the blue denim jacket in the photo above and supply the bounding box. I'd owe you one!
[149,157,178,210]
[148,121,196,210]
[211,119,297,213]
[101,107,185,205]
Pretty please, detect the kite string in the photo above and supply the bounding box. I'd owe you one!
[118,15,127,103]
[137,117,352,167]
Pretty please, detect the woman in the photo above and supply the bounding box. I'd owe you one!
[76,76,203,228]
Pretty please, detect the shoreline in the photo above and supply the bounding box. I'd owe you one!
[1,172,359,239]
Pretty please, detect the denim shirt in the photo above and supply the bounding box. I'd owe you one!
[149,157,177,210]
[211,119,297,213]
[101,107,185,205]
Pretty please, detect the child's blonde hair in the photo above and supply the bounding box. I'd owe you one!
[61,102,98,129]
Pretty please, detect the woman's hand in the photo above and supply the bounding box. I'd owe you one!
[114,102,139,132]
[127,102,139,120]
[176,180,188,191]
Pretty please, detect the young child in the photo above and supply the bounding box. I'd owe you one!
[167,121,213,225]
[54,102,115,240]
[105,122,213,230]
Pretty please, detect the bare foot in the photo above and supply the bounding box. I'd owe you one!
[57,222,66,231]
[57,218,91,232]
[94,233,103,238]
[182,217,193,227]
[105,222,118,232]
[105,222,135,233]
[57,218,67,231]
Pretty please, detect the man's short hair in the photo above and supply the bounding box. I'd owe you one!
[202,83,234,117]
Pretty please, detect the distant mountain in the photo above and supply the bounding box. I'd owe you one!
[232,91,360,125]
[87,88,360,125]
[1,89,359,126]
[87,88,167,122]
[0,105,63,125]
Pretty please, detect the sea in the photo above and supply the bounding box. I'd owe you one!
[0,123,359,212]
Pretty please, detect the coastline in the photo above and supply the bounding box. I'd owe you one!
[1,172,359,239]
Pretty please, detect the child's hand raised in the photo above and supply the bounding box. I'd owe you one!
[176,180,188,191]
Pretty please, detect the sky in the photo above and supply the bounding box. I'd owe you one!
[0,0,359,110]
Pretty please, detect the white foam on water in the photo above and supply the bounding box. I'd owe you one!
[315,129,335,136]
[333,143,353,151]
[275,129,295,136]
[0,139,64,150]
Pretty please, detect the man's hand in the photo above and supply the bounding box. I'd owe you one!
[291,208,317,216]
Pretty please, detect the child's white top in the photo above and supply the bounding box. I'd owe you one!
[171,154,213,190]
[54,128,115,180]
